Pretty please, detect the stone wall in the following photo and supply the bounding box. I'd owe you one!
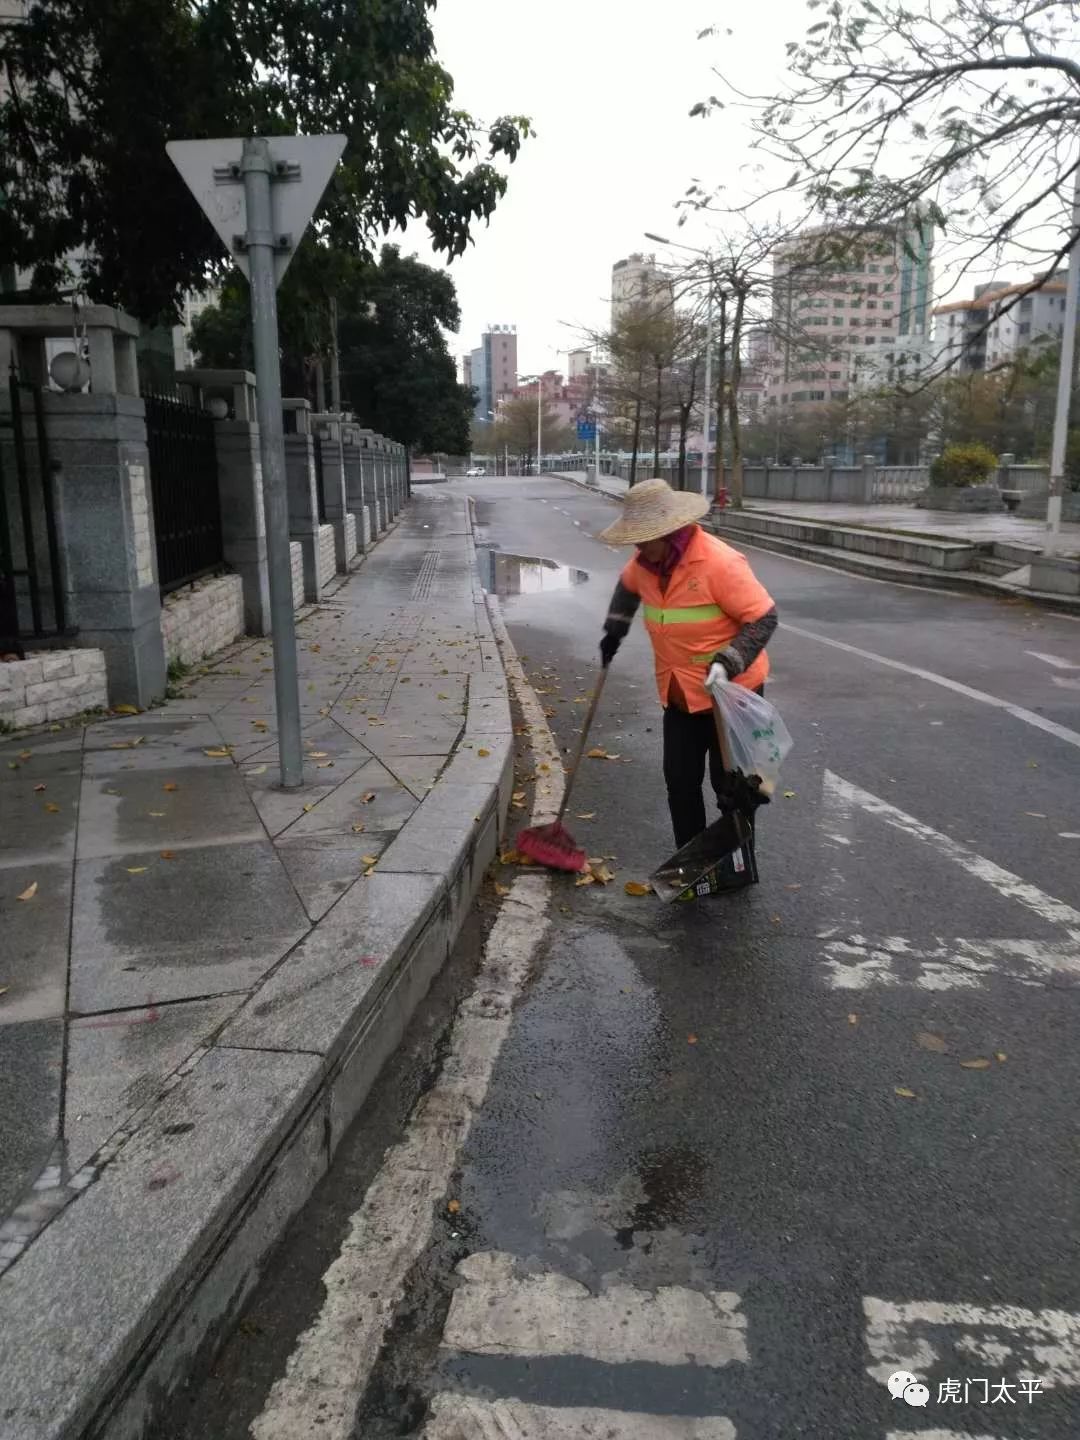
[291,541,304,611]
[318,524,336,586]
[159,575,245,669]
[0,650,108,730]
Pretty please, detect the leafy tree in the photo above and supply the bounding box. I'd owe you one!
[491,395,560,475]
[0,0,530,320]
[192,243,475,452]
[696,0,1080,354]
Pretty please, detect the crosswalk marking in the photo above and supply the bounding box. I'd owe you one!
[822,934,1080,990]
[443,1251,749,1368]
[424,1397,736,1438]
[886,1432,1028,1439]
[865,1296,1080,1388]
[824,771,1080,932]
[1025,650,1080,670]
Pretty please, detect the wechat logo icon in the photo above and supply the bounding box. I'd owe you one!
[888,1370,930,1407]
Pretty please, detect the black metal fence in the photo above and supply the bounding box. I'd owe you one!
[313,431,327,523]
[144,390,223,594]
[0,372,71,653]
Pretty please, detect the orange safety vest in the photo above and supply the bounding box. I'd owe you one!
[621,526,774,713]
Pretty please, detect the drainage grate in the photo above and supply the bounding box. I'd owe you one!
[411,549,442,599]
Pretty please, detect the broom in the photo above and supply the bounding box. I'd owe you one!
[515,664,610,872]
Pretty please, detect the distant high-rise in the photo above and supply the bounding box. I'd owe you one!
[765,217,935,411]
[465,325,518,422]
[611,254,672,328]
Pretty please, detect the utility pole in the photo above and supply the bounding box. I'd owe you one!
[1047,162,1080,540]
[537,373,543,476]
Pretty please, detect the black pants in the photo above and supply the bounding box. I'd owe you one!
[662,689,764,849]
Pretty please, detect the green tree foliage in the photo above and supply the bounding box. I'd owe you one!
[0,0,530,321]
[930,443,998,488]
[192,244,475,452]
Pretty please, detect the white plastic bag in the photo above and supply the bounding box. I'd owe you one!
[710,681,793,793]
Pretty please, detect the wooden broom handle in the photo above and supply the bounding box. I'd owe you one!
[556,664,610,823]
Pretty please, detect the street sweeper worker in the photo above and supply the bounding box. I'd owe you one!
[597,477,778,850]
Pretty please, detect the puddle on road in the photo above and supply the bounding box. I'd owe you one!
[477,549,588,597]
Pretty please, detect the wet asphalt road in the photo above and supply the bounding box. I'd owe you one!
[167,477,1080,1440]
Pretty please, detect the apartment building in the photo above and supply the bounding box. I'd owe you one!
[765,218,934,411]
[611,253,673,327]
[465,324,518,422]
[932,274,1067,374]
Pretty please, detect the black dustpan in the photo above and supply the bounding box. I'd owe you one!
[649,695,770,903]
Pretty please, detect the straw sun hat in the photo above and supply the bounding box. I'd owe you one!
[598,477,709,545]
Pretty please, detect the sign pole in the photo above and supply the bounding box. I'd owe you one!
[241,137,304,789]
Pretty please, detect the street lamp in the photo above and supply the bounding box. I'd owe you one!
[646,232,734,508]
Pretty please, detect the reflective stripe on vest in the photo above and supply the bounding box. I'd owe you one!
[642,603,724,624]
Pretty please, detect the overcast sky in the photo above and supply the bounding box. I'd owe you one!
[401,0,813,380]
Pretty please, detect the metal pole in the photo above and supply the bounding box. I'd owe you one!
[1047,160,1080,540]
[595,417,601,486]
[537,373,543,476]
[329,296,342,413]
[241,137,304,789]
[701,285,713,499]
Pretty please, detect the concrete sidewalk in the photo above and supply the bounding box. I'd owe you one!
[0,490,513,1439]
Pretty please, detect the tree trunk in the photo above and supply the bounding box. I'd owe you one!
[629,394,642,486]
[726,288,747,508]
[714,293,727,505]
[653,360,663,475]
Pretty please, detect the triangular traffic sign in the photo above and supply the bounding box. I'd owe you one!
[166,134,346,286]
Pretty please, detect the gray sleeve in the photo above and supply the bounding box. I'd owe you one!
[716,605,778,677]
[603,578,641,637]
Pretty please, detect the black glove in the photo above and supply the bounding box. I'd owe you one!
[600,628,624,667]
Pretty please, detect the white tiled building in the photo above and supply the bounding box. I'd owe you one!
[932,274,1067,375]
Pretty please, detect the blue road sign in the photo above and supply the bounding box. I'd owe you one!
[576,418,596,442]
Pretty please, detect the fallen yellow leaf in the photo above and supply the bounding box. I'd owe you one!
[847,1013,858,1025]
[577,812,597,821]
[18,750,32,761]
[159,850,176,861]
[148,811,165,817]
[45,802,60,814]
[687,1034,698,1045]
[493,881,511,897]
[447,1199,461,1214]
[586,747,609,759]
[244,765,268,777]
[574,871,595,886]
[33,783,46,792]
[589,862,615,884]
[302,803,315,813]
[126,866,148,875]
[477,748,491,758]
[894,1087,917,1099]
[17,881,38,901]
[203,747,232,759]
[996,1052,1008,1063]
[624,881,650,896]
[112,704,139,715]
[959,1058,991,1070]
[361,854,379,866]
[916,1031,948,1054]
[308,751,330,759]
[361,792,376,803]
[163,782,178,792]
[783,790,797,799]
[351,823,365,834]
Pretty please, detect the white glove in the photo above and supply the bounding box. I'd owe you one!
[705,662,728,694]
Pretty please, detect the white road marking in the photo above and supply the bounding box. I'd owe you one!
[865,1295,1080,1389]
[824,772,1080,932]
[787,623,1080,751]
[1060,831,1080,839]
[822,934,1080,990]
[886,1433,1023,1440]
[424,1396,736,1439]
[248,602,560,1440]
[1026,649,1080,670]
[443,1250,749,1368]
[1052,675,1080,691]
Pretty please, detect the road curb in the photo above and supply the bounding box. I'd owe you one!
[0,502,514,1440]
